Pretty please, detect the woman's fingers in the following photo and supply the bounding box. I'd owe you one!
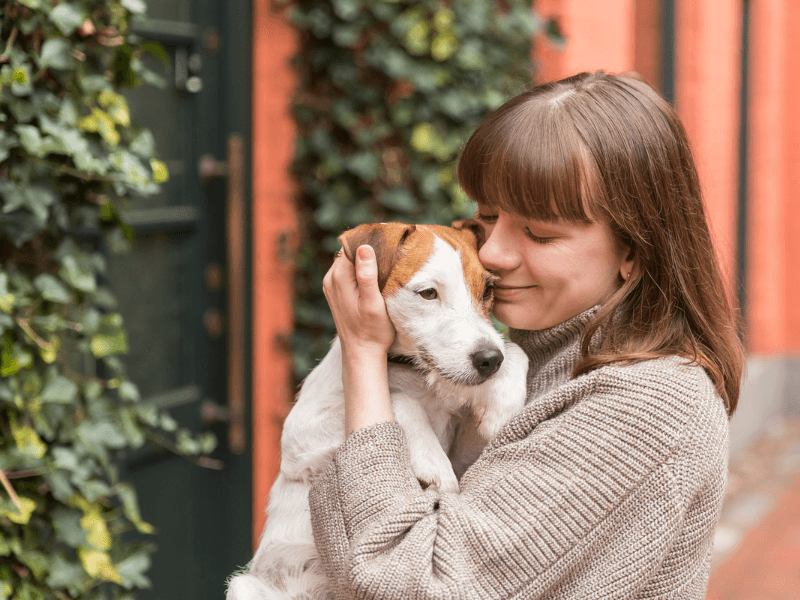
[354,246,386,318]
[322,245,395,355]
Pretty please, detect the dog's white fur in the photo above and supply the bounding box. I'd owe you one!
[227,225,528,600]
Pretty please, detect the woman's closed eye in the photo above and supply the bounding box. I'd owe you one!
[475,211,498,224]
[523,228,556,244]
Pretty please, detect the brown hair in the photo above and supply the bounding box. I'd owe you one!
[457,71,745,415]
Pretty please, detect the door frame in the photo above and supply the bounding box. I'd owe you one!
[250,2,297,547]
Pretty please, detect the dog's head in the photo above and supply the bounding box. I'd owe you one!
[338,221,504,386]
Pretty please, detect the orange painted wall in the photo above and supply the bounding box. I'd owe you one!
[251,2,297,547]
[674,0,741,297]
[784,1,800,352]
[746,0,800,354]
[537,0,747,333]
[536,0,636,81]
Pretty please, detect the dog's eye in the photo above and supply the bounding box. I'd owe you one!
[483,285,494,302]
[419,288,438,300]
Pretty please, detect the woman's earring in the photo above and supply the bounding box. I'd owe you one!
[626,272,631,279]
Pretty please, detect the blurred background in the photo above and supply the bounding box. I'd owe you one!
[74,0,800,596]
[2,0,798,598]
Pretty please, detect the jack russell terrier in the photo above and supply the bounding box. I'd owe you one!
[227,221,529,600]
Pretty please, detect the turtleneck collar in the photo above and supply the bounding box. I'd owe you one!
[507,306,599,402]
[509,306,598,361]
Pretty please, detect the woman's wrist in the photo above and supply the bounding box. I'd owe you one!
[342,349,394,435]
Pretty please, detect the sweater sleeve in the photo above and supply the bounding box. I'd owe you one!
[309,362,726,600]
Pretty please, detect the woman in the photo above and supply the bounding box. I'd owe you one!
[313,71,745,599]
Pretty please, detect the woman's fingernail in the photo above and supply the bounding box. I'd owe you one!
[357,246,371,260]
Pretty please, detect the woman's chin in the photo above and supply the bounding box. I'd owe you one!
[491,303,540,331]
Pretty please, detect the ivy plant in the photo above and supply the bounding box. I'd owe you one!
[0,1,215,598]
[289,0,560,378]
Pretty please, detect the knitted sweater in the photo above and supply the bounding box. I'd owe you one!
[308,309,729,600]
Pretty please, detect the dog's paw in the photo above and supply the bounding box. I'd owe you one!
[410,448,460,494]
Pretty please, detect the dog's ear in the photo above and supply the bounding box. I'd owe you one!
[338,223,417,291]
[451,219,485,250]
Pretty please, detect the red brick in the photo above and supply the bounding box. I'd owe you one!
[707,474,800,600]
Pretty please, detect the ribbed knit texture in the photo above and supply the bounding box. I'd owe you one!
[309,308,729,600]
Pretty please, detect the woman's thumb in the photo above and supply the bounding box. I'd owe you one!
[355,245,381,296]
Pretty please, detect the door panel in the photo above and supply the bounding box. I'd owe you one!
[104,1,252,597]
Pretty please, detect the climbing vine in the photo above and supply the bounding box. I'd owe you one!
[0,0,214,597]
[289,0,560,377]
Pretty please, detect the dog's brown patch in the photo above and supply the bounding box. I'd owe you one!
[380,228,435,297]
[338,222,493,314]
[427,223,493,315]
[338,223,417,291]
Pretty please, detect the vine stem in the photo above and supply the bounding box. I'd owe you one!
[15,317,54,352]
[5,468,46,479]
[0,26,17,64]
[0,469,22,512]
[146,432,224,470]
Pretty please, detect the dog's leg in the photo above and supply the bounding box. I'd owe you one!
[229,473,330,600]
[471,342,529,440]
[392,393,460,493]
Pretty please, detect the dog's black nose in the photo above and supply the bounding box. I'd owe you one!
[471,348,504,378]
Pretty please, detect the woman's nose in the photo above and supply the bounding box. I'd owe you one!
[478,218,519,272]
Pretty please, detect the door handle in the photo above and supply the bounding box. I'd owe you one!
[199,135,246,454]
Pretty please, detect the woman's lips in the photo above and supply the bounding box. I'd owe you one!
[493,285,536,300]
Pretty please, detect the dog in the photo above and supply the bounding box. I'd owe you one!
[227,221,529,600]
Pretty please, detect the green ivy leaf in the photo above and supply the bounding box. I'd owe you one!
[52,506,87,548]
[0,273,14,313]
[18,548,48,580]
[115,483,154,534]
[121,0,147,14]
[149,158,169,182]
[9,64,33,96]
[379,187,418,213]
[14,125,47,158]
[40,38,74,71]
[345,152,379,182]
[10,417,47,460]
[59,255,97,293]
[1,336,33,377]
[78,547,124,584]
[0,130,18,163]
[78,107,121,146]
[76,420,128,451]
[40,374,78,404]
[46,553,91,595]
[33,274,71,304]
[49,3,86,36]
[0,496,37,524]
[116,548,152,589]
[90,330,128,358]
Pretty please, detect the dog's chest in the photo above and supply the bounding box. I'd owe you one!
[388,365,464,445]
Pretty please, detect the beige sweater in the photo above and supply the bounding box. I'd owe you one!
[309,309,729,599]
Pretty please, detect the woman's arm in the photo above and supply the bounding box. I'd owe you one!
[309,363,727,599]
[323,245,395,434]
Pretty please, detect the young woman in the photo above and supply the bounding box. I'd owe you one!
[314,71,745,599]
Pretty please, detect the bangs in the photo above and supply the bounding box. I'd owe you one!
[457,96,597,224]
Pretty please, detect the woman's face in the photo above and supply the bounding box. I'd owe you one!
[476,204,633,331]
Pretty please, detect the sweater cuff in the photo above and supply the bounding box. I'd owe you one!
[314,420,421,537]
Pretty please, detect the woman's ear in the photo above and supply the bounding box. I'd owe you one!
[619,243,636,281]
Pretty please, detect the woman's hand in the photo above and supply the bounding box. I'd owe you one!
[323,245,396,434]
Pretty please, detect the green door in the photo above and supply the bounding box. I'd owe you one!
[103,1,252,597]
